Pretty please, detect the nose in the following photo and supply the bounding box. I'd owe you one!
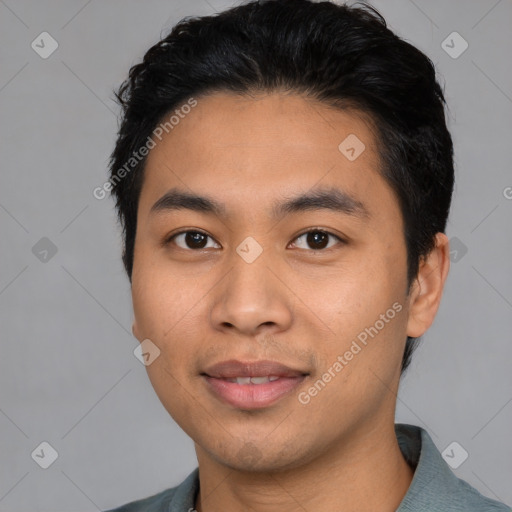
[210,253,293,337]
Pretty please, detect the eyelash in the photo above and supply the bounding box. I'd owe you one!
[163,228,345,252]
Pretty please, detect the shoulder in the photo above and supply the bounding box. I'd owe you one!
[103,486,178,512]
[103,468,199,512]
[395,424,511,512]
[449,477,511,512]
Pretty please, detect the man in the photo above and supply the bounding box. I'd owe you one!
[104,1,510,510]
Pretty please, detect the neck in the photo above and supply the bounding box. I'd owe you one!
[194,422,414,512]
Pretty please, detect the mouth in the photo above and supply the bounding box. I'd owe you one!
[220,375,281,384]
[201,359,309,410]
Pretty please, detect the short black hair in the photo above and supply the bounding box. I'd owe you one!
[109,0,454,376]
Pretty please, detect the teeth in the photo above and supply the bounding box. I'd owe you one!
[250,376,271,384]
[224,376,281,385]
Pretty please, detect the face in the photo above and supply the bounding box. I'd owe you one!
[131,92,418,472]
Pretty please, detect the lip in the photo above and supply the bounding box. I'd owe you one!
[202,359,309,410]
[203,359,308,379]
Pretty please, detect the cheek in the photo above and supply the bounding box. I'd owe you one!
[317,260,399,328]
[131,253,211,398]
[316,248,409,370]
[131,250,202,339]
[131,262,204,427]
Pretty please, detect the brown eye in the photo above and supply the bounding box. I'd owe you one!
[167,230,220,250]
[290,229,344,251]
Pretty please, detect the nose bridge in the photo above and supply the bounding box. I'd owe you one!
[210,241,292,335]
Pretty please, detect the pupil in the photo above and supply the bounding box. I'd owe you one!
[186,232,207,249]
[308,231,328,249]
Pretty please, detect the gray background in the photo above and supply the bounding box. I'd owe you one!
[1,0,511,510]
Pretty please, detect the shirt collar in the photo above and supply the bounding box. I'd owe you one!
[395,423,466,511]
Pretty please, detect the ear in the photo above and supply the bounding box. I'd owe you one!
[406,233,450,338]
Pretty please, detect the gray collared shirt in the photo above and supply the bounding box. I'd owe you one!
[104,423,510,511]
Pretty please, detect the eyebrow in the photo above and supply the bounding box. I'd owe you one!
[150,186,369,220]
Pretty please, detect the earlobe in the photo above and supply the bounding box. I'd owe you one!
[406,233,450,338]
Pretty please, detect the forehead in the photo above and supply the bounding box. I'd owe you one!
[138,92,397,223]
[149,91,379,158]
